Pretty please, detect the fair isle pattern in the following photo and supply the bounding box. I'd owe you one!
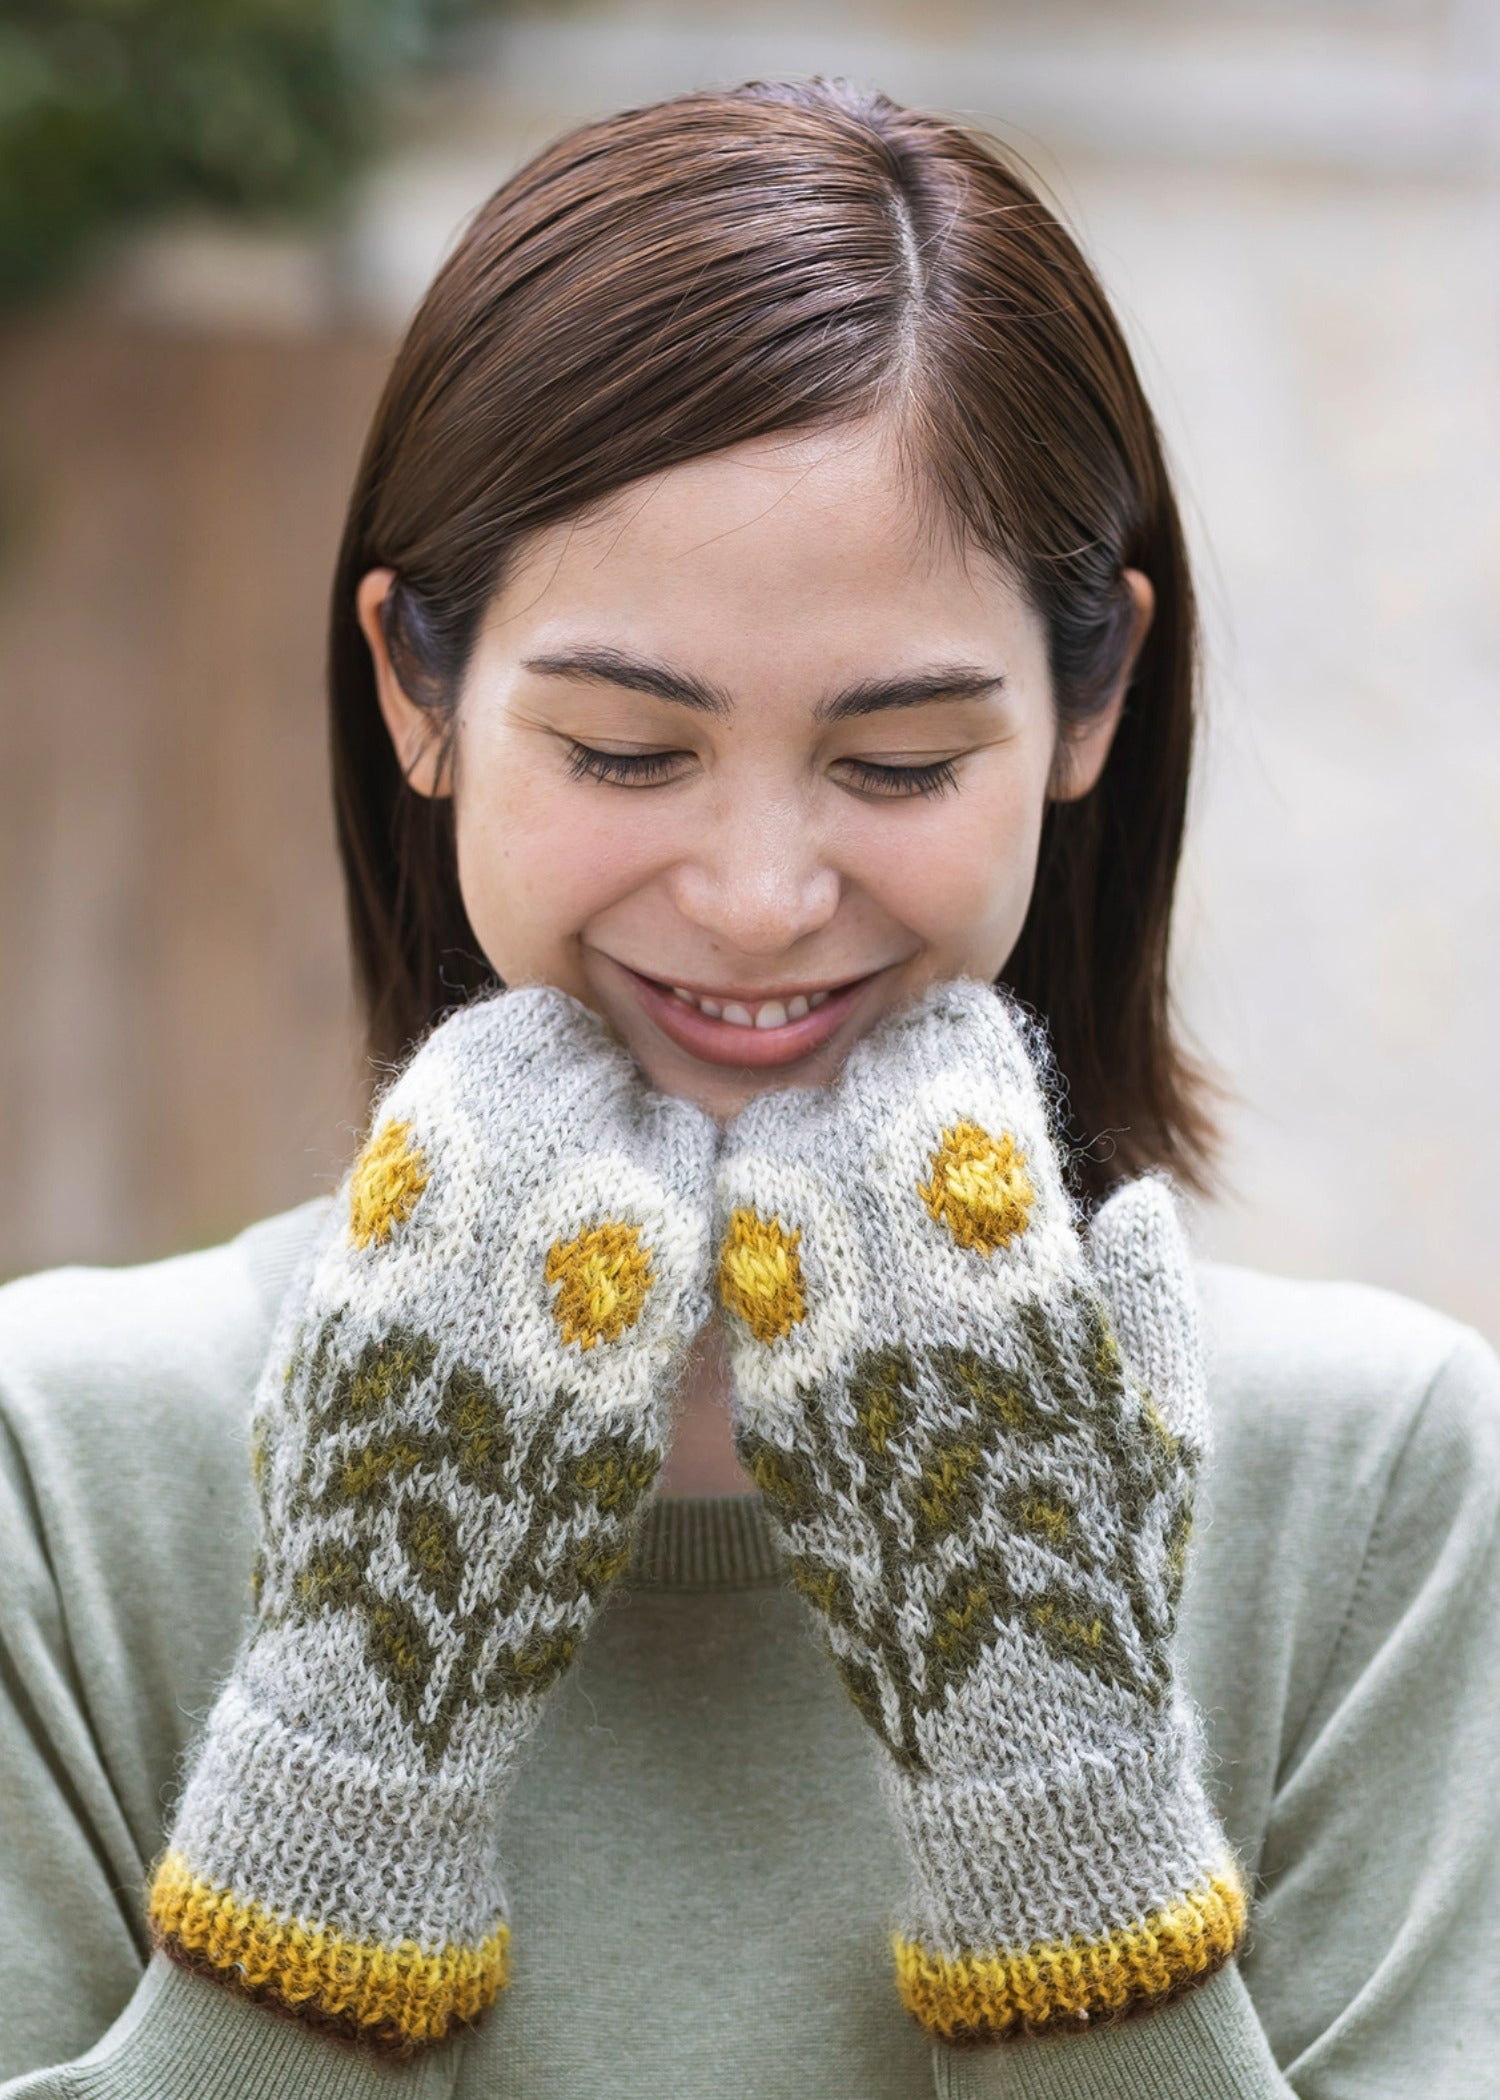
[348,1118,430,1249]
[149,1850,510,2051]
[730,1308,1192,1768]
[545,1219,655,1349]
[918,1121,1035,1254]
[718,1206,807,1343]
[150,988,716,2053]
[893,1866,1247,2043]
[248,1307,663,1765]
[715,979,1247,2041]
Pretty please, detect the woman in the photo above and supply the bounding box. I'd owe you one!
[1,79,1496,2100]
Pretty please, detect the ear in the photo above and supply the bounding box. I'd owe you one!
[1048,567,1154,804]
[356,568,452,799]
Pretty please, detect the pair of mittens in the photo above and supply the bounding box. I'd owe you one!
[150,976,1240,2058]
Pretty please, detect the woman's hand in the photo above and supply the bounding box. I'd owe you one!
[149,985,717,2052]
[714,977,1246,2043]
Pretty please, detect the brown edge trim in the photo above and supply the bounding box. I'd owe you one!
[155,1931,489,2061]
[919,1931,1240,2050]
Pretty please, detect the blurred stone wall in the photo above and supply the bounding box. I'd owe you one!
[2,0,1496,1341]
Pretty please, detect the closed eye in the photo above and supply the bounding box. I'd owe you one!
[565,743,690,787]
[836,756,960,799]
[564,742,962,799]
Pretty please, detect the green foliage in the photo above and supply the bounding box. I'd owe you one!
[0,0,500,306]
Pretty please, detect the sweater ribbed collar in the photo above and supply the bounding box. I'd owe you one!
[627,1493,783,1589]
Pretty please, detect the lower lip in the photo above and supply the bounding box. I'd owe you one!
[619,964,876,1069]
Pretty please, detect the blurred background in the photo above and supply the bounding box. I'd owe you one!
[1,0,1496,1343]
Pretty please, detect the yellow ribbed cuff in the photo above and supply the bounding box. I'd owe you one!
[894,1864,1248,2044]
[147,1849,510,2053]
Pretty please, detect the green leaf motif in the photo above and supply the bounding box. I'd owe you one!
[735,1427,819,1527]
[267,1320,656,1767]
[483,1625,579,1705]
[397,1497,464,1617]
[768,1334,1189,1761]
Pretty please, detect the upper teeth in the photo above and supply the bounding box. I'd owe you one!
[671,987,830,1028]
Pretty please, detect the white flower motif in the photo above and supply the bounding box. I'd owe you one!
[493,1156,709,1416]
[306,1057,491,1329]
[716,1155,869,1417]
[864,1071,1081,1332]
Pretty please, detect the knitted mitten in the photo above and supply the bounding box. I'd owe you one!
[715,978,1246,2044]
[149,987,716,2052]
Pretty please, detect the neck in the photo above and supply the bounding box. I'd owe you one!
[657,1317,753,1497]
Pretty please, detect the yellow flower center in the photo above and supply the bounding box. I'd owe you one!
[348,1118,430,1248]
[718,1207,807,1344]
[545,1221,654,1351]
[919,1122,1034,1254]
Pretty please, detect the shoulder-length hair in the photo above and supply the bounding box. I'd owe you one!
[328,77,1218,1206]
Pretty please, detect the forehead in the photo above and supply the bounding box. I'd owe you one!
[483,421,1039,676]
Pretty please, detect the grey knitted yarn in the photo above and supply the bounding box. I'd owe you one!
[715,978,1246,2043]
[149,986,716,2053]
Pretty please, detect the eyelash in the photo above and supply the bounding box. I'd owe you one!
[838,756,960,800]
[565,744,960,800]
[565,744,682,788]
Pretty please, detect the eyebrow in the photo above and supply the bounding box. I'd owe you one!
[814,666,1005,722]
[521,646,1004,721]
[522,647,732,715]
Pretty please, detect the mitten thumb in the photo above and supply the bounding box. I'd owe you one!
[1088,1173,1208,1454]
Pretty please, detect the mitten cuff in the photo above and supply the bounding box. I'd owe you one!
[886,1742,1247,2042]
[148,1848,509,2055]
[149,1681,515,2052]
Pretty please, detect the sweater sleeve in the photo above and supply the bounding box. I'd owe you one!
[0,1959,458,2100]
[928,1326,1500,2100]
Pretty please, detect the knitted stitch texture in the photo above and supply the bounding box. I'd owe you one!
[148,987,717,2053]
[715,978,1247,2045]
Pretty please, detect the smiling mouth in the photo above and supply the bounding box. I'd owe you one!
[607,959,886,1069]
[663,983,836,1030]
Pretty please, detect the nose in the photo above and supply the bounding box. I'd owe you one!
[667,789,841,957]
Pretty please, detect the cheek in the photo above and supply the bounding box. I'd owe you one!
[850,776,1048,954]
[452,749,672,969]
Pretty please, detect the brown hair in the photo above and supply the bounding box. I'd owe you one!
[328,77,1218,1204]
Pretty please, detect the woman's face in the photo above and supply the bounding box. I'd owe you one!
[362,422,1139,1118]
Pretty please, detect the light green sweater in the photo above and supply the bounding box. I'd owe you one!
[0,1198,1496,2099]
